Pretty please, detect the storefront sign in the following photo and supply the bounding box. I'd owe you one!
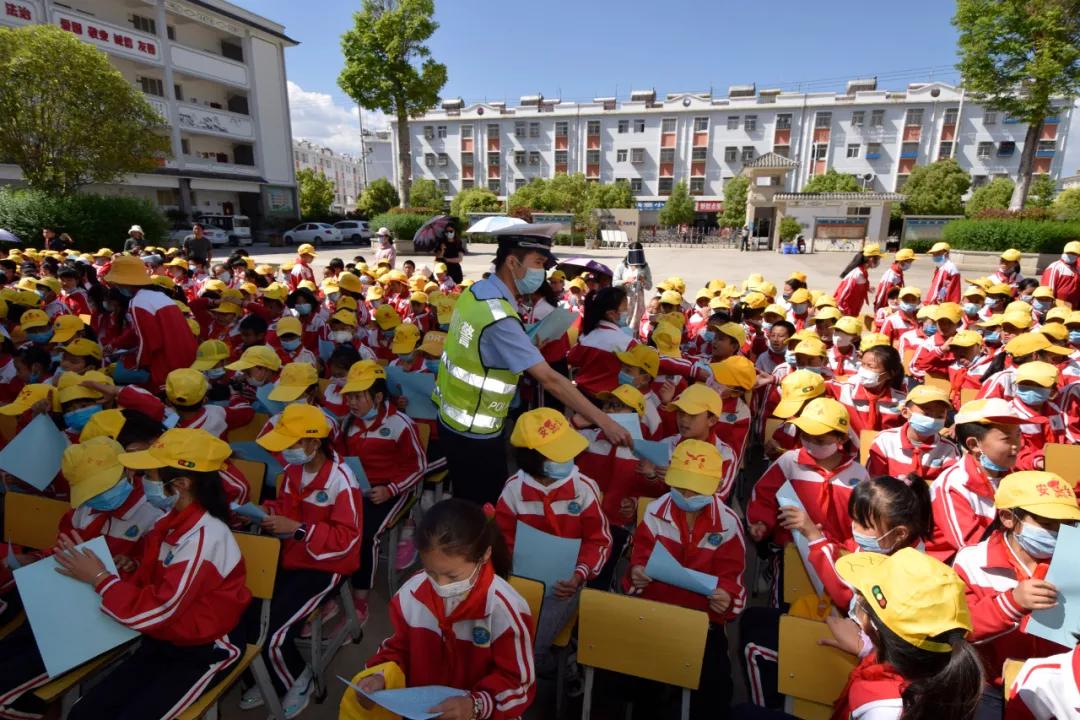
[695,200,722,212]
[263,185,295,216]
[815,216,868,240]
[636,201,665,211]
[592,208,640,243]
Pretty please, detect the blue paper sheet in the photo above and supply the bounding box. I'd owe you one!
[525,308,575,345]
[342,456,372,493]
[111,362,150,386]
[338,676,467,720]
[511,521,581,595]
[5,542,21,571]
[385,366,438,421]
[644,540,718,596]
[230,502,267,522]
[15,536,138,677]
[230,441,285,487]
[775,481,825,597]
[609,412,643,441]
[0,414,69,490]
[1025,524,1080,646]
[319,339,336,363]
[255,385,287,417]
[631,439,671,468]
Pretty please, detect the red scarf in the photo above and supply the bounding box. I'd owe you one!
[830,654,905,720]
[426,561,495,678]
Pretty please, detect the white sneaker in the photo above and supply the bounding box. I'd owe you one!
[282,667,313,719]
[239,684,264,711]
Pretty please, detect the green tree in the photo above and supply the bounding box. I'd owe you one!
[718,175,750,229]
[778,216,803,242]
[450,187,502,220]
[954,0,1080,209]
[802,169,863,193]
[338,0,447,207]
[1027,175,1058,208]
[966,177,1015,216]
[358,178,400,216]
[1052,187,1080,220]
[407,178,444,209]
[0,25,170,196]
[901,159,971,215]
[586,180,634,212]
[297,168,336,219]
[658,181,695,226]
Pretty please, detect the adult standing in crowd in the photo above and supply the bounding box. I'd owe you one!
[182,223,213,266]
[613,241,653,329]
[374,227,396,268]
[433,224,465,284]
[434,223,633,505]
[123,225,145,254]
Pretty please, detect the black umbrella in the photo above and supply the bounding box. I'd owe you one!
[412,215,455,252]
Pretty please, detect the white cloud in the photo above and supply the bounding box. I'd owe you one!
[287,80,390,156]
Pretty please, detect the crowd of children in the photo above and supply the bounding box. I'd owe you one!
[0,235,1079,720]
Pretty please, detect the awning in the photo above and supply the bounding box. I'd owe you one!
[189,179,262,193]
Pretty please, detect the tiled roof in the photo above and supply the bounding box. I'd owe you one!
[745,152,799,169]
[774,192,905,201]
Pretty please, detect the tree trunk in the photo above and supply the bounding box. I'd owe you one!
[395,104,411,208]
[1009,119,1043,211]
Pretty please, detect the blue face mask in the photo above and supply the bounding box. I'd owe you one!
[852,529,886,554]
[899,302,919,314]
[979,452,1011,474]
[64,405,101,432]
[1015,522,1057,560]
[984,331,1001,344]
[804,366,826,375]
[670,489,712,512]
[1034,300,1053,311]
[908,412,945,436]
[784,351,797,366]
[424,358,441,374]
[26,330,54,344]
[205,367,226,380]
[923,323,938,336]
[294,302,313,316]
[618,370,639,387]
[541,459,575,480]
[1016,386,1052,407]
[282,447,315,465]
[933,254,946,265]
[84,479,133,512]
[790,303,807,315]
[360,405,379,422]
[514,266,546,295]
[280,338,302,352]
[963,303,981,316]
[761,322,773,333]
[142,477,178,512]
[28,371,41,383]
[1070,331,1080,345]
[700,330,717,345]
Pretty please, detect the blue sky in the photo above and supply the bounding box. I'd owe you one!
[247,0,963,154]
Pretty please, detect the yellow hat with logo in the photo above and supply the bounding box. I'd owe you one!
[670,383,723,417]
[1000,248,1022,263]
[1,287,40,308]
[297,243,317,257]
[774,369,826,418]
[710,355,756,390]
[366,285,385,301]
[793,337,827,358]
[63,339,103,361]
[652,323,682,358]
[19,308,49,331]
[418,330,447,357]
[929,242,951,254]
[616,344,660,378]
[906,384,951,407]
[790,397,850,436]
[391,323,421,354]
[191,339,231,371]
[833,316,862,336]
[932,303,963,324]
[57,370,112,405]
[1005,332,1070,357]
[166,368,209,407]
[63,436,126,508]
[337,272,363,294]
[330,309,358,328]
[119,427,231,472]
[257,403,331,452]
[35,276,61,295]
[895,248,916,262]
[104,255,150,286]
[276,316,303,338]
[267,362,319,402]
[949,330,983,348]
[51,314,86,343]
[0,383,59,416]
[79,408,126,443]
[596,384,646,417]
[225,345,282,372]
[995,471,1080,521]
[374,304,402,330]
[1015,361,1059,388]
[342,360,387,394]
[665,439,724,496]
[509,407,588,463]
[835,548,971,653]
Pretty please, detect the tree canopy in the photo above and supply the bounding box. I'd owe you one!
[407,178,444,209]
[802,169,864,193]
[358,178,400,216]
[658,181,695,226]
[297,169,336,219]
[1053,187,1080,221]
[0,25,170,196]
[450,187,502,220]
[900,159,971,215]
[966,178,1015,216]
[507,174,632,226]
[1027,175,1058,209]
[718,176,750,229]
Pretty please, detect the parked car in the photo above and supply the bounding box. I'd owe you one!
[196,214,253,246]
[283,222,342,246]
[334,220,373,246]
[168,224,228,247]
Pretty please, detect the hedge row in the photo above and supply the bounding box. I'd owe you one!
[368,211,436,243]
[905,219,1080,254]
[0,188,168,250]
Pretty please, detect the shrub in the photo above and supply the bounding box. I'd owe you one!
[940,219,1080,253]
[972,207,1053,221]
[0,188,167,249]
[368,211,435,242]
[778,217,802,242]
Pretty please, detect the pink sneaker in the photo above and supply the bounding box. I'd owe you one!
[352,595,370,626]
[395,535,418,571]
[299,598,341,639]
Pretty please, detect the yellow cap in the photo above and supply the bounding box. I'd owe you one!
[435,296,457,325]
[963,284,987,299]
[200,279,228,295]
[977,313,1003,329]
[949,330,983,348]
[652,323,682,358]
[1,287,40,308]
[19,309,49,331]
[1046,307,1070,324]
[93,248,114,258]
[567,277,587,292]
[0,383,59,415]
[710,355,756,390]
[896,286,922,301]
[834,316,862,336]
[774,370,827,419]
[615,344,660,378]
[151,275,176,291]
[1032,286,1056,301]
[119,428,231,472]
[342,360,387,394]
[166,368,209,406]
[238,282,259,297]
[298,280,319,294]
[988,283,1013,297]
[366,285,385,301]
[52,315,86,343]
[1006,301,1033,316]
[659,290,683,306]
[436,263,450,274]
[929,242,951,254]
[695,288,714,302]
[954,398,1026,426]
[225,345,282,372]
[787,271,807,283]
[665,439,724,495]
[787,288,811,304]
[280,260,296,273]
[165,257,188,269]
[862,243,882,258]
[409,291,429,305]
[509,407,588,463]
[297,243,317,257]
[374,304,402,330]
[191,339,231,371]
[932,302,963,324]
[1001,312,1034,331]
[79,408,126,442]
[1005,332,1070,358]
[391,323,422,354]
[813,306,842,322]
[418,331,447,357]
[706,279,726,293]
[268,362,319,402]
[713,322,746,347]
[669,383,723,416]
[255,264,275,277]
[814,294,838,309]
[792,328,820,343]
[63,436,126,508]
[1015,360,1059,388]
[330,309,358,328]
[337,272,363,294]
[276,316,303,338]
[895,248,916,262]
[57,370,111,404]
[995,471,1080,520]
[906,384,951,407]
[381,269,408,285]
[335,296,359,313]
[793,337,827,358]
[596,384,646,417]
[257,403,330,453]
[262,283,288,303]
[103,255,150,286]
[1039,323,1068,342]
[1000,248,1022,262]
[35,276,61,294]
[835,548,971,653]
[790,397,850,436]
[63,339,103,361]
[764,303,787,319]
[1061,240,1080,256]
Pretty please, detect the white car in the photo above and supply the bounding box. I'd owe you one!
[333,220,373,246]
[197,214,253,247]
[168,225,229,247]
[283,222,342,246]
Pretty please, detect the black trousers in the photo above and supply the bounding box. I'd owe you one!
[587,525,631,592]
[351,492,409,590]
[444,261,463,284]
[739,606,784,709]
[439,422,509,506]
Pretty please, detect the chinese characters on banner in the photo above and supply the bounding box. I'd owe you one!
[55,12,162,64]
[1,2,34,25]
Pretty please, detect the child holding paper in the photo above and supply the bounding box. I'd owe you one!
[341,499,535,720]
[496,408,611,664]
[626,439,746,718]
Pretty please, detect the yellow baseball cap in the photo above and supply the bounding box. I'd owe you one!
[906,384,951,407]
[895,248,916,262]
[949,330,983,348]
[1002,312,1033,331]
[267,362,319,402]
[616,344,660,378]
[200,279,228,295]
[509,407,588,463]
[787,288,811,304]
[652,322,682,358]
[933,303,963,324]
[835,548,971,653]
[391,323,421,354]
[409,291,429,305]
[35,277,61,295]
[787,271,807,283]
[19,309,49,331]
[330,309,358,328]
[1006,301,1032,315]
[1005,332,1070,357]
[669,383,723,417]
[713,322,746,347]
[63,339,103,361]
[659,290,683,306]
[774,370,826,418]
[764,303,787,319]
[225,345,282,372]
[434,295,457,325]
[1032,286,1056,301]
[337,272,363,294]
[0,383,59,416]
[257,403,330,453]
[793,337,827,358]
[954,398,1026,426]
[63,436,126,508]
[1046,307,1070,324]
[567,277,586,292]
[374,304,402,330]
[813,306,842,323]
[1065,241,1080,255]
[52,315,86,343]
[93,248,113,258]
[742,292,769,311]
[262,283,288,303]
[418,331,447,357]
[963,285,987,300]
[1039,322,1068,342]
[276,316,303,337]
[297,243,317,257]
[694,288,713,303]
[706,279,726,293]
[342,360,387,394]
[833,316,862,337]
[166,368,209,406]
[57,370,112,405]
[1015,361,1059,388]
[862,243,882,258]
[1,287,40,308]
[995,471,1080,521]
[596,384,646,417]
[381,270,409,286]
[120,428,231,472]
[79,408,126,443]
[665,439,724,496]
[710,355,756,390]
[1000,249,1022,262]
[335,296,358,313]
[437,263,451,274]
[151,275,176,291]
[978,313,1003,329]
[814,294,838,309]
[191,339,231,371]
[859,332,891,352]
[104,255,150,286]
[929,242,951,254]
[988,283,1014,298]
[790,397,850,436]
[660,311,686,329]
[366,285,385,301]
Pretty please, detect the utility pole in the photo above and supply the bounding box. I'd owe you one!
[357,106,370,188]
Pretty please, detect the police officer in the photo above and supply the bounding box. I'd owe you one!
[435,223,633,504]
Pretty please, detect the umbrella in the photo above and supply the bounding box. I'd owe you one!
[465,215,526,234]
[0,229,19,244]
[412,214,455,252]
[558,257,613,278]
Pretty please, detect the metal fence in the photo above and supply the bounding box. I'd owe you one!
[639,226,744,248]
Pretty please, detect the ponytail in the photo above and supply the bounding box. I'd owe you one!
[979,351,1008,382]
[160,467,231,524]
[839,250,866,279]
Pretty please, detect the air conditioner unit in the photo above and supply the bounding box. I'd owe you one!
[863,172,874,181]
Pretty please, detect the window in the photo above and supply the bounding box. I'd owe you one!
[813,144,827,160]
[1038,140,1056,153]
[900,142,918,158]
[436,125,447,139]
[514,121,526,138]
[631,148,645,164]
[166,25,175,40]
[461,152,473,166]
[866,142,882,158]
[815,112,832,128]
[724,146,738,162]
[741,146,755,163]
[846,143,860,158]
[848,206,872,217]
[461,125,473,139]
[616,149,628,162]
[437,153,449,166]
[905,108,923,126]
[630,178,643,193]
[486,123,500,138]
[744,115,757,132]
[528,151,540,166]
[997,141,1016,157]
[943,108,958,125]
[971,175,988,188]
[851,111,865,128]
[692,147,707,161]
[938,142,952,159]
[138,77,164,97]
[488,152,500,167]
[977,141,993,159]
[587,120,601,135]
[618,119,629,134]
[586,150,600,164]
[694,117,708,132]
[514,178,526,191]
[555,150,567,165]
[871,109,885,127]
[662,118,677,133]
[727,116,739,130]
[690,177,705,195]
[424,153,435,167]
[776,113,792,130]
[423,126,434,140]
[634,118,645,132]
[774,146,790,158]
[514,150,526,164]
[488,179,500,193]
[658,178,673,194]
[660,148,675,163]
[984,111,997,125]
[462,179,474,189]
[130,14,156,34]
[529,122,540,138]
[437,179,450,193]
[555,121,568,137]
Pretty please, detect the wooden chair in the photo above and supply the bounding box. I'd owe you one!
[3,492,69,551]
[0,414,16,444]
[636,496,656,525]
[777,614,857,714]
[1044,443,1080,478]
[508,576,545,624]
[577,589,709,720]
[226,412,270,443]
[902,348,915,374]
[783,544,817,605]
[858,429,879,465]
[959,387,978,406]
[425,468,449,504]
[232,459,266,505]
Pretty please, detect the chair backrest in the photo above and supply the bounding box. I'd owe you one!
[902,348,915,373]
[226,413,270,443]
[3,492,69,550]
[636,496,657,525]
[232,532,280,600]
[416,422,431,452]
[764,417,784,442]
[232,459,266,504]
[778,614,858,705]
[577,588,709,690]
[1044,443,1080,478]
[858,429,879,465]
[923,375,951,393]
[508,575,544,622]
[782,544,816,605]
[0,414,16,444]
[959,387,978,406]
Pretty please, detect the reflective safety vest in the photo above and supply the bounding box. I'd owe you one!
[434,288,521,435]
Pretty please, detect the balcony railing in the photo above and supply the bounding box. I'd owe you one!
[177,102,254,140]
[170,43,249,87]
[55,10,162,65]
[182,155,259,176]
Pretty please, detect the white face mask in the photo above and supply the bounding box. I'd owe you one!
[428,562,481,598]
[331,330,353,343]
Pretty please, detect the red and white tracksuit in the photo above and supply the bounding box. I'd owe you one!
[831,655,905,720]
[122,288,198,388]
[1008,645,1080,720]
[1010,396,1066,471]
[880,309,917,345]
[826,344,860,377]
[176,402,254,439]
[873,264,905,311]
[979,366,1019,401]
[576,427,665,528]
[909,333,957,381]
[62,288,92,317]
[1041,259,1080,308]
[658,431,739,502]
[866,424,960,483]
[829,379,906,434]
[927,453,1001,561]
[287,261,315,292]
[833,265,871,317]
[58,483,162,562]
[927,258,962,304]
[566,321,636,396]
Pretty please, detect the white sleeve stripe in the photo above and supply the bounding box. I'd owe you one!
[491,590,535,709]
[102,528,204,629]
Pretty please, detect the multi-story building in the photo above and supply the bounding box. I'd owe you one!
[397,80,1080,216]
[293,130,395,213]
[0,0,299,224]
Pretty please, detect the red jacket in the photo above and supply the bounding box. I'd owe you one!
[94,503,251,645]
[566,321,636,396]
[1041,259,1080,308]
[927,259,962,304]
[1010,397,1065,471]
[873,264,905,311]
[830,655,905,720]
[58,482,162,562]
[576,427,664,527]
[927,454,1000,562]
[127,288,197,388]
[368,565,535,720]
[829,379,906,434]
[866,424,960,483]
[341,404,426,496]
[288,261,315,292]
[62,288,92,318]
[833,265,870,317]
[176,402,254,439]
